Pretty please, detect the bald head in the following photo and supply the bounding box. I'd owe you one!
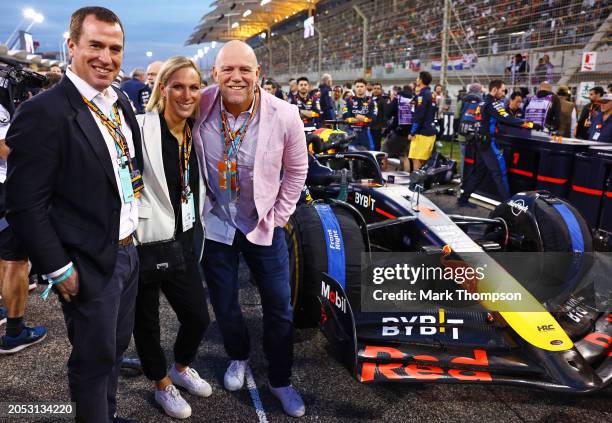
[146,60,163,88]
[213,40,261,117]
[214,40,258,68]
[539,82,553,93]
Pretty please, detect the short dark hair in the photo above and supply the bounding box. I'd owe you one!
[354,78,367,86]
[372,82,382,88]
[264,80,274,86]
[297,76,309,84]
[489,79,505,91]
[590,86,604,96]
[510,91,523,100]
[418,71,432,86]
[70,6,124,44]
[344,82,352,89]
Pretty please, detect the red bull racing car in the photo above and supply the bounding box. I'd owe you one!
[283,132,611,393]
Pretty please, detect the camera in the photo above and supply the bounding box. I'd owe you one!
[0,56,47,115]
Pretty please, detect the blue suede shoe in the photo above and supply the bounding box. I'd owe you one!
[0,325,47,354]
[0,307,6,326]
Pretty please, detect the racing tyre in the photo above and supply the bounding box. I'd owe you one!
[486,191,593,312]
[285,203,364,328]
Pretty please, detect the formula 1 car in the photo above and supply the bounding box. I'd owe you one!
[283,132,611,393]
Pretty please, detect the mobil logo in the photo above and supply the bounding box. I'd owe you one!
[321,280,347,314]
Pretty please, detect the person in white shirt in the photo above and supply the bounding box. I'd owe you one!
[5,7,143,422]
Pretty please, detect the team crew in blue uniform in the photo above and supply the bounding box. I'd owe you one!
[589,93,611,143]
[343,78,377,150]
[458,80,540,206]
[289,76,322,128]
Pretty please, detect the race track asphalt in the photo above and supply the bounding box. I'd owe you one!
[1,189,610,423]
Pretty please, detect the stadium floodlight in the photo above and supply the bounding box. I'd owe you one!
[231,22,239,29]
[146,51,153,57]
[260,0,271,6]
[23,8,37,19]
[63,31,69,39]
[23,11,45,33]
[243,9,252,18]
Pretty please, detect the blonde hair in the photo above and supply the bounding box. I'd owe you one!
[146,56,202,117]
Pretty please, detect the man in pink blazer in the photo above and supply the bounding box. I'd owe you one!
[192,40,308,417]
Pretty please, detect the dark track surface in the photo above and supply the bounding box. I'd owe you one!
[1,190,610,423]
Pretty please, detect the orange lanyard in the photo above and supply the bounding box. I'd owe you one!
[82,96,131,163]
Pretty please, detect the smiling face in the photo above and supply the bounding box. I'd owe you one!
[161,66,201,122]
[213,41,260,114]
[68,14,123,91]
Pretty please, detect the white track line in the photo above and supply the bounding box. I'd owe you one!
[245,365,269,423]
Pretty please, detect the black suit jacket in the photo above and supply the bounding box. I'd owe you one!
[5,77,143,300]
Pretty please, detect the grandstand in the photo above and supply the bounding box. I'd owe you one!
[187,0,611,91]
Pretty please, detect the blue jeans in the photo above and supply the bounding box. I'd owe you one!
[202,227,293,387]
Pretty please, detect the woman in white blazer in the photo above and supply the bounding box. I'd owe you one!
[133,56,210,419]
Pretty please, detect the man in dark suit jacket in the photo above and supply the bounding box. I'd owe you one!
[5,7,142,423]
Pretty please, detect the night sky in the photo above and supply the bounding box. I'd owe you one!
[0,1,215,72]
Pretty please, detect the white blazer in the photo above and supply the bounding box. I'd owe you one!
[135,111,206,258]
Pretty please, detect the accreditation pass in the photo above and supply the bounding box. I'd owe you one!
[0,402,75,418]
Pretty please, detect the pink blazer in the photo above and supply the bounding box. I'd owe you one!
[192,85,308,246]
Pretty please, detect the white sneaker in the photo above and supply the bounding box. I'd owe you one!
[269,384,306,418]
[224,360,248,391]
[170,365,212,397]
[154,385,192,419]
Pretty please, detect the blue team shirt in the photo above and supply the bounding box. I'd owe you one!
[589,112,612,143]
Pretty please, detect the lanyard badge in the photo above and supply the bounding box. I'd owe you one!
[218,89,260,202]
[82,96,144,201]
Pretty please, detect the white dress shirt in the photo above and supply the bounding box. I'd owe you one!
[48,68,138,278]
